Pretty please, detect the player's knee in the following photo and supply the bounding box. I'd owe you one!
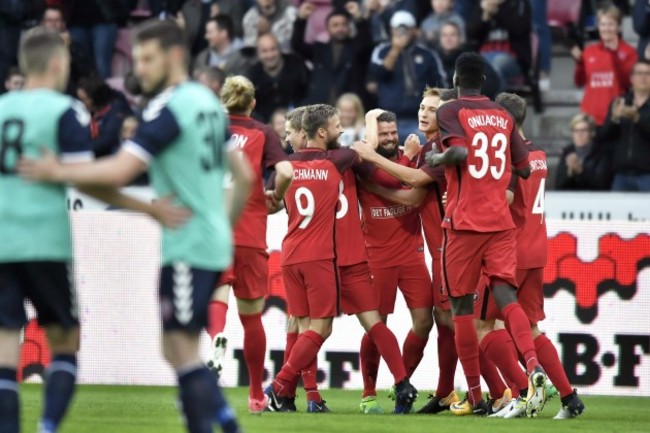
[412,311,434,336]
[286,315,299,333]
[236,297,264,315]
[46,325,79,354]
[309,319,333,339]
[530,324,541,338]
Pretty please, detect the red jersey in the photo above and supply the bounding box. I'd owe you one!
[229,115,287,249]
[335,170,368,267]
[575,41,637,125]
[437,95,529,233]
[281,148,358,266]
[416,134,447,259]
[357,154,425,269]
[509,143,547,269]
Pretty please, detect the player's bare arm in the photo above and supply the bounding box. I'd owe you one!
[358,177,428,207]
[227,147,254,225]
[424,145,468,167]
[19,147,147,188]
[352,140,434,187]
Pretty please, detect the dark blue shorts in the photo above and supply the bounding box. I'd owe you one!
[0,261,78,329]
[159,263,221,332]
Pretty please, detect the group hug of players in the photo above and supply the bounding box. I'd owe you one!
[0,20,586,433]
[209,52,587,420]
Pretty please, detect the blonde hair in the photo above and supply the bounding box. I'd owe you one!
[19,27,66,75]
[221,75,255,114]
[597,3,622,26]
[422,86,443,98]
[336,93,365,129]
[569,112,596,131]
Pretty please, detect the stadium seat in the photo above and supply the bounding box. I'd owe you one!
[547,0,581,28]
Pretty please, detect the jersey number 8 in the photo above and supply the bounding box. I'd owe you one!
[468,131,507,180]
[0,119,24,175]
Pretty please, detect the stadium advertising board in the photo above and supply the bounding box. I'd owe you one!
[18,193,650,397]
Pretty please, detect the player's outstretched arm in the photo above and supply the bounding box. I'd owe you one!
[227,147,254,226]
[78,186,192,229]
[352,140,433,187]
[359,177,428,207]
[18,147,146,188]
[425,146,467,167]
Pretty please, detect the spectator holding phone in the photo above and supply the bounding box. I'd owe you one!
[598,60,650,192]
[573,4,637,126]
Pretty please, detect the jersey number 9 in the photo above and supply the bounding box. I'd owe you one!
[197,111,223,172]
[0,119,24,175]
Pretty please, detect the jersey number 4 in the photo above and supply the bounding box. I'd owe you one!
[295,181,348,229]
[0,118,24,175]
[468,132,507,180]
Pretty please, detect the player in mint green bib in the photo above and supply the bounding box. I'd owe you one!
[19,20,251,433]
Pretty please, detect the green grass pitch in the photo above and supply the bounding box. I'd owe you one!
[19,385,650,433]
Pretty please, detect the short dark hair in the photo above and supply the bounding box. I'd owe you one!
[77,75,114,109]
[198,66,226,87]
[209,14,234,41]
[454,52,485,90]
[19,27,66,75]
[495,92,527,127]
[440,88,458,102]
[376,111,397,124]
[302,104,338,140]
[327,8,351,25]
[133,19,187,51]
[633,59,650,71]
[287,106,308,132]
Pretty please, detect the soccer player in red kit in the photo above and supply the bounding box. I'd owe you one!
[493,93,585,419]
[354,89,461,413]
[207,76,293,413]
[264,104,408,413]
[355,111,433,403]
[425,52,547,416]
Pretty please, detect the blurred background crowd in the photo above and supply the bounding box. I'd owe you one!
[1,0,649,191]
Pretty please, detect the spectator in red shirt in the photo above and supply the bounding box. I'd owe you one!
[572,4,637,126]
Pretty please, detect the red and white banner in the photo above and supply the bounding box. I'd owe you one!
[18,204,650,396]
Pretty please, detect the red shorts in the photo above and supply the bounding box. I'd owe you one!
[516,267,546,325]
[431,255,450,311]
[370,260,432,316]
[215,247,268,300]
[442,229,517,299]
[340,262,380,315]
[282,259,339,319]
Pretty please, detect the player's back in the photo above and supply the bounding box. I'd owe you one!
[437,96,529,232]
[228,114,286,249]
[282,148,357,266]
[511,144,547,269]
[335,170,368,267]
[0,89,89,262]
[147,82,232,270]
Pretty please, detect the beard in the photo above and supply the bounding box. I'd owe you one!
[140,72,169,98]
[376,142,398,159]
[326,134,341,150]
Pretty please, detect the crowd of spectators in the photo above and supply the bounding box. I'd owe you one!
[0,0,648,191]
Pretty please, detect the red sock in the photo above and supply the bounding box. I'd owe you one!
[453,315,482,405]
[301,357,322,402]
[502,303,539,372]
[360,333,380,398]
[435,321,457,397]
[284,332,299,397]
[273,331,324,396]
[479,350,506,399]
[402,330,428,378]
[481,329,528,393]
[368,322,407,385]
[535,334,573,398]
[206,301,228,339]
[239,313,266,400]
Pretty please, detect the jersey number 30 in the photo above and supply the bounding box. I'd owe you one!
[0,119,24,175]
[468,132,507,180]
